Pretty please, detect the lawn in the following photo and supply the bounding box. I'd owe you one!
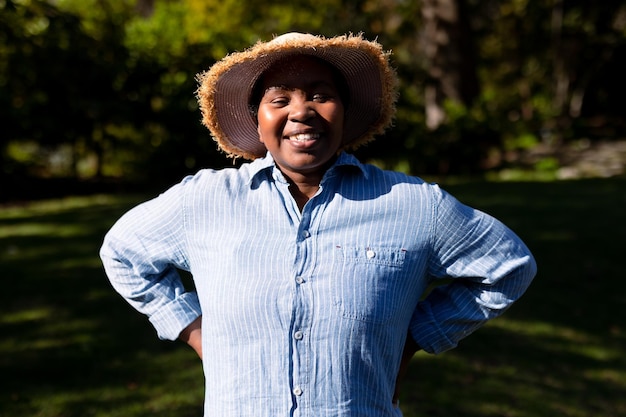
[1,178,625,417]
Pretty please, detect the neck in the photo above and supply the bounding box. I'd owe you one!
[274,156,337,211]
[288,178,320,212]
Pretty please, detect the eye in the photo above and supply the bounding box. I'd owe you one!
[261,87,291,107]
[260,93,289,107]
[269,97,289,106]
[312,93,332,102]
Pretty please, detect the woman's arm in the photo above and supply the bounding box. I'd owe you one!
[410,186,537,354]
[179,315,203,359]
[100,179,202,341]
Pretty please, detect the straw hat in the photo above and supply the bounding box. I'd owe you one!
[196,32,398,160]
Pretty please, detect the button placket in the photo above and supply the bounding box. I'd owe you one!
[289,188,328,412]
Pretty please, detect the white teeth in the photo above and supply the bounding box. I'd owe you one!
[288,133,320,142]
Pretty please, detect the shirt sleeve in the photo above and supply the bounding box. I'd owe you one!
[99,178,202,341]
[409,186,537,354]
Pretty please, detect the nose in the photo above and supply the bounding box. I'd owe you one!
[288,96,315,122]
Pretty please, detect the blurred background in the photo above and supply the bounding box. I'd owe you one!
[1,1,625,417]
[2,0,625,201]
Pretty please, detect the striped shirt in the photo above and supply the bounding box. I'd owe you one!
[100,152,536,416]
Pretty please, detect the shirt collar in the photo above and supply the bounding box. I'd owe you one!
[247,151,369,187]
[331,152,370,179]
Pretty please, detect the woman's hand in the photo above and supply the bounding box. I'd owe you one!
[179,315,203,359]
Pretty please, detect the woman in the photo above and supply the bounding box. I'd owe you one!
[101,32,536,416]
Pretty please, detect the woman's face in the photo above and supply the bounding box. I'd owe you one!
[256,55,345,182]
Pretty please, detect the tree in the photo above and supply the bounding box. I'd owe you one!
[2,0,625,193]
[419,0,479,130]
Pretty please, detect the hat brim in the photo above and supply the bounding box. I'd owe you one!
[197,33,398,160]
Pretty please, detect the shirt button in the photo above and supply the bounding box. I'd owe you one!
[294,330,303,340]
[366,249,376,259]
[295,276,305,284]
[302,230,311,238]
[293,386,303,396]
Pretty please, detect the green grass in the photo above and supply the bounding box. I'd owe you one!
[1,178,625,417]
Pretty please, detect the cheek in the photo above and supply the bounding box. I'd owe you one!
[327,107,345,135]
[336,111,345,129]
[324,102,344,124]
[257,109,281,143]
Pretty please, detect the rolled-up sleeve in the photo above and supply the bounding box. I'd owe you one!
[410,187,537,354]
[100,179,202,340]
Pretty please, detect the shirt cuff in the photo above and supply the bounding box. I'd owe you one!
[148,292,202,341]
[409,301,457,354]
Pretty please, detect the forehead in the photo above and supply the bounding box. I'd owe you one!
[260,55,339,90]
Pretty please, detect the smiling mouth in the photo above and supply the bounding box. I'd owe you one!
[287,133,321,142]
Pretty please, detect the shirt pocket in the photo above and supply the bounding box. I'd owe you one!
[331,245,407,324]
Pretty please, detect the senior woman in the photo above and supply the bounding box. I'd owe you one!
[100,32,536,417]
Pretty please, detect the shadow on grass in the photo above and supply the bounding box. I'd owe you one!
[0,195,203,417]
[1,178,625,417]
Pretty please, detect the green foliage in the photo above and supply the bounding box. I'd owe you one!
[1,0,625,191]
[125,2,191,61]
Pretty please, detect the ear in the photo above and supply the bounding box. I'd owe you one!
[258,124,264,144]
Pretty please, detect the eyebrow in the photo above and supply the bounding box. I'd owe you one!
[264,85,292,93]
[263,81,337,93]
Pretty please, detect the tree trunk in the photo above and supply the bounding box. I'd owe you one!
[420,0,479,130]
[551,0,568,118]
[136,0,155,18]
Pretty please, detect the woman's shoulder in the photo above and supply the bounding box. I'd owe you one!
[357,160,441,192]
[335,156,445,205]
[180,158,270,190]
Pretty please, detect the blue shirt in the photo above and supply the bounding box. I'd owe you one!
[100,152,536,417]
